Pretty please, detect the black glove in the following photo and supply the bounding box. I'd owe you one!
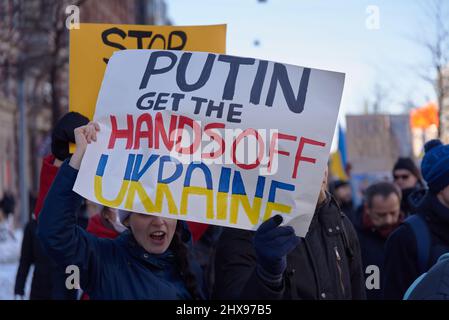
[254,215,301,277]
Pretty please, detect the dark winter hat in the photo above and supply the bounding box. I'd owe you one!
[329,180,350,193]
[51,112,89,161]
[421,139,449,194]
[393,157,422,182]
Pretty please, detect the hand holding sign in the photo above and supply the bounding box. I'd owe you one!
[254,215,301,277]
[69,122,100,170]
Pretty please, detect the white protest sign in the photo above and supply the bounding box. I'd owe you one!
[73,50,345,236]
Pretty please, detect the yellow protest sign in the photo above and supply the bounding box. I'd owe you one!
[69,23,226,120]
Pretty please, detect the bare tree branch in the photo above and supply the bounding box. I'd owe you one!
[412,0,449,138]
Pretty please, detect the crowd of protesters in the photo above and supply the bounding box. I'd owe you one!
[5,111,449,300]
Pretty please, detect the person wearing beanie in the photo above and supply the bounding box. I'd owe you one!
[37,122,205,300]
[329,180,355,220]
[51,112,90,162]
[383,139,449,299]
[392,157,425,217]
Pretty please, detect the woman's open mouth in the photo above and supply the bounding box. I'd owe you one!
[149,231,166,242]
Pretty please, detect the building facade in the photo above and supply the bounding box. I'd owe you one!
[0,0,170,225]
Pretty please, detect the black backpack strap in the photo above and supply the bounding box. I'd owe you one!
[404,214,431,274]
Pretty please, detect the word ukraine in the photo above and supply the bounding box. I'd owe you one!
[94,111,326,225]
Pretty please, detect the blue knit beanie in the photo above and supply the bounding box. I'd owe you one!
[421,139,449,194]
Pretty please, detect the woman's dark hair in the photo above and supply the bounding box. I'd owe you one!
[170,222,202,299]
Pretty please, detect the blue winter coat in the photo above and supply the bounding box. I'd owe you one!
[37,160,204,300]
[382,190,449,299]
[404,253,449,300]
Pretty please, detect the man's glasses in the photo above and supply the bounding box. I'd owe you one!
[393,174,411,181]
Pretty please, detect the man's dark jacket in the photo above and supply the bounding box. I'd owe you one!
[213,196,366,300]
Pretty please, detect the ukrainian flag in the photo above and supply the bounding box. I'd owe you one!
[330,124,348,181]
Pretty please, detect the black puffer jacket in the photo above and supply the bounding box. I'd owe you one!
[383,190,449,299]
[14,219,54,299]
[212,196,366,300]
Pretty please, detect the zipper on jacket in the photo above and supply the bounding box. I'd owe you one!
[334,246,346,296]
